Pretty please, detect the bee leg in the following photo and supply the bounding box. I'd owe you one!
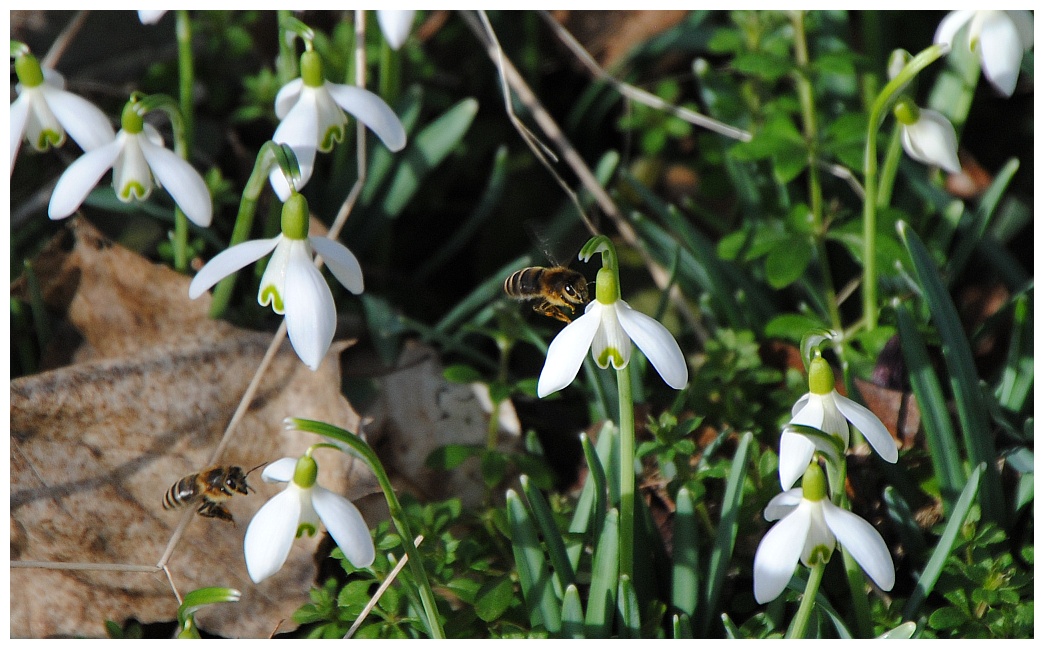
[197,501,236,525]
[534,301,572,323]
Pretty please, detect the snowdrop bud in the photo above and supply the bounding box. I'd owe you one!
[807,356,834,395]
[887,49,912,81]
[281,192,309,240]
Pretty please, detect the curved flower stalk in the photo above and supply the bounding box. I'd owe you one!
[536,237,687,397]
[188,192,363,370]
[10,50,115,171]
[895,102,961,173]
[935,10,1033,97]
[377,10,416,50]
[753,463,894,604]
[779,354,897,490]
[269,48,407,199]
[47,97,212,226]
[244,452,374,583]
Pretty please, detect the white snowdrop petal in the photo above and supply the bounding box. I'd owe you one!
[325,83,407,152]
[933,10,975,48]
[834,392,898,463]
[189,236,281,298]
[778,430,817,491]
[764,488,803,521]
[274,78,305,119]
[47,139,121,219]
[42,86,115,152]
[312,486,376,568]
[537,308,602,397]
[823,503,895,591]
[139,136,213,226]
[377,10,416,50]
[977,11,1024,97]
[243,487,301,583]
[753,503,811,604]
[283,242,337,371]
[261,457,299,483]
[616,300,688,389]
[10,96,31,168]
[310,236,364,294]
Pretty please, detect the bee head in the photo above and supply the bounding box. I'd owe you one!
[226,466,252,495]
[564,276,589,306]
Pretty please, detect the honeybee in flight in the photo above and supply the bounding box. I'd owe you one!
[162,464,262,524]
[504,265,589,323]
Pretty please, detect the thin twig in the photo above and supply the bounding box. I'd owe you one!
[344,535,425,639]
[462,11,706,343]
[539,11,865,200]
[41,11,90,69]
[11,560,160,572]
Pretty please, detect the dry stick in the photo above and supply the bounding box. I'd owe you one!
[157,11,372,575]
[41,11,90,69]
[11,560,159,572]
[538,11,865,201]
[462,11,706,342]
[344,535,425,639]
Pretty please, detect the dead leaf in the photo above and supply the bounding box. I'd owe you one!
[10,219,377,638]
[365,341,521,507]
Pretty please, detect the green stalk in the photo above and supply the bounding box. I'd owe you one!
[825,454,872,637]
[785,559,827,639]
[862,43,948,331]
[171,10,195,273]
[875,123,902,208]
[286,418,445,639]
[617,365,636,580]
[379,37,401,106]
[792,11,842,335]
[275,10,299,85]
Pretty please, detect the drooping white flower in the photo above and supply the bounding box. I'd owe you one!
[47,100,212,226]
[537,290,687,397]
[753,464,895,604]
[935,10,1034,97]
[270,50,407,199]
[188,193,363,370]
[243,455,374,583]
[895,102,961,174]
[778,356,897,490]
[11,53,115,171]
[377,10,416,50]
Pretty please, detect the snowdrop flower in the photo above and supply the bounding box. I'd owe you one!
[537,246,687,397]
[270,49,406,199]
[48,99,212,226]
[753,463,894,604]
[189,193,363,370]
[779,355,897,490]
[10,51,115,170]
[935,10,1033,97]
[377,10,416,50]
[893,99,960,174]
[244,453,374,583]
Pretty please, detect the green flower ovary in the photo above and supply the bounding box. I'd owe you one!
[892,97,920,126]
[281,192,310,240]
[120,101,145,134]
[801,463,828,502]
[293,454,318,488]
[14,53,45,87]
[594,266,620,304]
[300,50,324,88]
[807,356,835,395]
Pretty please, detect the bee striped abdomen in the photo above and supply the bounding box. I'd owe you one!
[163,475,199,510]
[504,267,545,299]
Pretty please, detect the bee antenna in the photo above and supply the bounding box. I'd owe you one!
[245,462,267,478]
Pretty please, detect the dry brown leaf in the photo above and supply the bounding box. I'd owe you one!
[10,219,378,638]
[365,341,521,507]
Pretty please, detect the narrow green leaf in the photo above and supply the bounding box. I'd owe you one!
[361,86,423,205]
[720,613,739,639]
[785,573,854,638]
[899,222,1003,524]
[567,431,609,571]
[674,613,694,639]
[585,508,620,637]
[521,475,576,594]
[882,486,926,560]
[506,489,562,633]
[560,584,585,639]
[902,463,985,619]
[947,158,1020,281]
[895,303,964,513]
[381,98,478,217]
[671,486,699,617]
[996,291,1033,412]
[434,254,529,334]
[700,431,752,636]
[616,575,641,639]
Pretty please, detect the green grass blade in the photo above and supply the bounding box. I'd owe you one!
[673,613,694,639]
[616,575,640,639]
[700,431,753,635]
[720,613,739,639]
[506,489,561,633]
[567,431,609,572]
[560,584,585,639]
[895,302,964,513]
[380,98,478,218]
[947,158,1019,282]
[671,486,699,617]
[520,475,575,595]
[996,291,1032,412]
[899,222,1003,524]
[584,508,620,637]
[902,462,985,620]
[882,486,926,560]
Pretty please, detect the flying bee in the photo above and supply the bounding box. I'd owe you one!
[504,265,589,323]
[162,464,263,524]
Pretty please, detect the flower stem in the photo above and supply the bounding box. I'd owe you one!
[875,122,903,208]
[785,559,827,639]
[286,418,445,639]
[862,43,948,331]
[792,11,842,335]
[168,11,196,273]
[617,365,636,580]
